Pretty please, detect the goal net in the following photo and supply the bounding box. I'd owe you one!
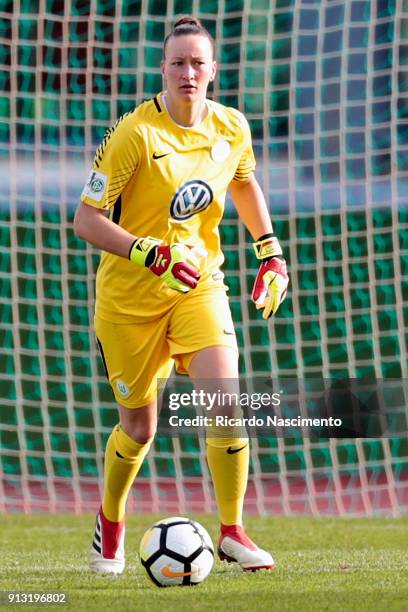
[1,0,407,516]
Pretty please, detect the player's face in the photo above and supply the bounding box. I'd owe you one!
[161,34,216,103]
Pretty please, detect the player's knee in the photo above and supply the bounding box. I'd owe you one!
[134,430,156,445]
[118,402,157,444]
[122,423,156,445]
[119,416,157,445]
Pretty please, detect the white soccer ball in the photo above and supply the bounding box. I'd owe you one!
[139,517,214,587]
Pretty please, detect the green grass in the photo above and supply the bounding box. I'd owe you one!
[1,515,408,612]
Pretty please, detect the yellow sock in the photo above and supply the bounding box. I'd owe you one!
[206,436,249,526]
[102,424,152,522]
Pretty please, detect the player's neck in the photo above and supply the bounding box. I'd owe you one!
[162,93,207,128]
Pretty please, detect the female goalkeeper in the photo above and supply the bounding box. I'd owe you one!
[74,16,289,575]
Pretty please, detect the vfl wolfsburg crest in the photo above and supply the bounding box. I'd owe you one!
[116,380,130,398]
[170,180,213,221]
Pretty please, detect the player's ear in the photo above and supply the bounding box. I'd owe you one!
[209,61,217,82]
[160,60,166,77]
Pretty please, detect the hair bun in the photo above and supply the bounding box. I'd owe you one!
[163,15,214,57]
[174,16,202,29]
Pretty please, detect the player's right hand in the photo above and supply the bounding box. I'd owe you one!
[129,236,206,293]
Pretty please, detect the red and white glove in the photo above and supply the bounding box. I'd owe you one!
[251,234,289,318]
[129,236,206,293]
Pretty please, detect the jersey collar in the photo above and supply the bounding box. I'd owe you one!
[158,91,211,130]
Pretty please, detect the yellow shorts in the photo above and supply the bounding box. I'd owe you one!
[94,286,238,408]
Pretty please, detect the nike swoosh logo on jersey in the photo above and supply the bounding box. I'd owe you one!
[223,329,235,336]
[227,444,248,454]
[152,152,171,159]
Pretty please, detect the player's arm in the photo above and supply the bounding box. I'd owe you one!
[74,112,203,293]
[74,203,135,257]
[229,173,289,318]
[228,173,273,238]
[74,202,203,293]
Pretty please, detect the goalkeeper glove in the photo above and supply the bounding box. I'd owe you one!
[251,234,289,318]
[129,236,206,293]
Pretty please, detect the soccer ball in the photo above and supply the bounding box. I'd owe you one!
[139,517,214,587]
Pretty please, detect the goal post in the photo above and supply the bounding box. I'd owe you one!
[1,0,407,515]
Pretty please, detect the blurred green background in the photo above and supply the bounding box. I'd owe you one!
[0,0,407,514]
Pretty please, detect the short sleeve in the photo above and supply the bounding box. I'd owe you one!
[80,112,142,210]
[233,111,256,182]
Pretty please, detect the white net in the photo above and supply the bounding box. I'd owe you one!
[0,0,407,515]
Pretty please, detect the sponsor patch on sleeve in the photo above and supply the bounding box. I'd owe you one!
[81,170,108,202]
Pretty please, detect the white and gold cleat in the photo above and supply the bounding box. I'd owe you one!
[218,524,275,571]
[89,508,125,575]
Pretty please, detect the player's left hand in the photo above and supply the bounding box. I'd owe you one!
[251,232,289,318]
[252,257,289,318]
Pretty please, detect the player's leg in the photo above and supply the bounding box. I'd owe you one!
[169,286,275,571]
[188,346,248,526]
[91,401,156,575]
[90,314,173,574]
[102,402,157,522]
[188,346,274,571]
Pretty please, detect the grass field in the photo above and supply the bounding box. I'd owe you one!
[1,514,408,612]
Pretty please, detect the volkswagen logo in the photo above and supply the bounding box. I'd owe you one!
[170,180,213,221]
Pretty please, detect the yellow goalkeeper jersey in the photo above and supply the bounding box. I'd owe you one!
[80,92,256,322]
